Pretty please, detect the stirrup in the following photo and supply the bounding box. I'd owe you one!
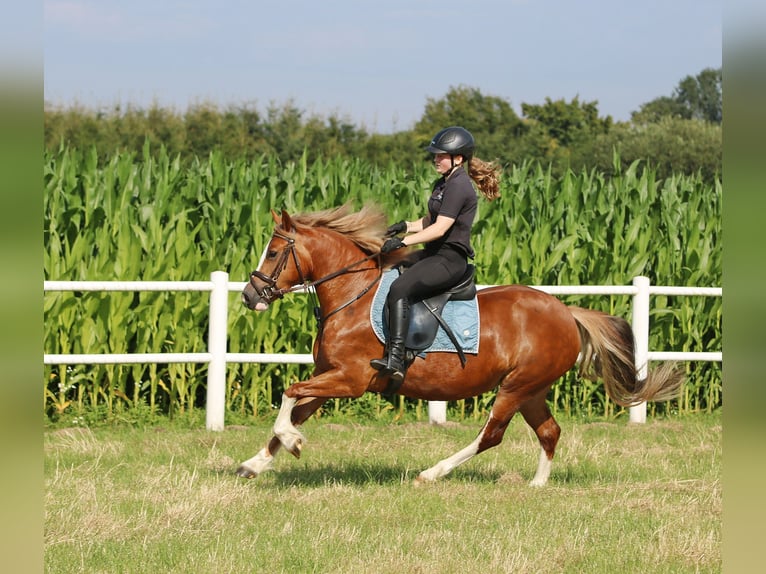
[385,354,407,382]
[370,356,390,372]
[388,365,407,384]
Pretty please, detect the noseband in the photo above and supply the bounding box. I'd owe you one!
[248,229,304,303]
[248,228,383,324]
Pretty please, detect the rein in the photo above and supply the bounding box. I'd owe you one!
[309,253,382,324]
[249,229,383,326]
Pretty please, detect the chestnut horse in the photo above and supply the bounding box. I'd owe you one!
[238,205,682,486]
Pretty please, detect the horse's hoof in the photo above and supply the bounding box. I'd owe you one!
[286,439,303,459]
[235,465,257,479]
[413,474,431,487]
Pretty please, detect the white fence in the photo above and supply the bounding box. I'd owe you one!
[43,272,722,430]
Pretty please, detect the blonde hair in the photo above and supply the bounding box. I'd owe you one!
[466,155,502,201]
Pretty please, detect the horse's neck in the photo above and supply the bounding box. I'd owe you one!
[304,230,376,307]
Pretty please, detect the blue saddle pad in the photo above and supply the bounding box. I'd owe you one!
[370,269,480,355]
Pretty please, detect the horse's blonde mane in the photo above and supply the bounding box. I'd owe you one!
[292,203,388,253]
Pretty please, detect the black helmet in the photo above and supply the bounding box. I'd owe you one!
[426,126,475,158]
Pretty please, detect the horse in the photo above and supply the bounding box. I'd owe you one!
[237,204,683,486]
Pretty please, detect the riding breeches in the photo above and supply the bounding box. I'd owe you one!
[386,246,468,305]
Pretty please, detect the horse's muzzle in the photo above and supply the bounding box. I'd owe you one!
[241,281,270,311]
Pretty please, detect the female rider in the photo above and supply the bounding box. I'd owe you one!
[371,126,501,383]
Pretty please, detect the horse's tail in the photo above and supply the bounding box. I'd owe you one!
[568,306,684,407]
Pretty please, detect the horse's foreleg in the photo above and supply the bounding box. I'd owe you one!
[236,396,326,479]
[273,393,305,457]
[236,436,281,479]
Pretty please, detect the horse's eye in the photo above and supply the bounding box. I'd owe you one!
[267,250,278,259]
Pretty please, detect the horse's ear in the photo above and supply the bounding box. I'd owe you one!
[281,210,295,232]
[270,209,281,225]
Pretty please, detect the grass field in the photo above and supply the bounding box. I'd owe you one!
[45,412,721,573]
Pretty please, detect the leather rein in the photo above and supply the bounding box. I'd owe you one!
[248,229,383,326]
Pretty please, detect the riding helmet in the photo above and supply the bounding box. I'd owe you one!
[426,126,475,158]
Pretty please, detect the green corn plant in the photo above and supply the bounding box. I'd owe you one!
[44,145,721,421]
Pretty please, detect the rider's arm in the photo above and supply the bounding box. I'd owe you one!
[404,217,428,233]
[402,215,454,246]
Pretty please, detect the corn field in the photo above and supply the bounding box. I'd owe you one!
[43,144,722,422]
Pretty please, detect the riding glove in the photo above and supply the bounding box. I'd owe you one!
[381,237,406,253]
[385,220,407,237]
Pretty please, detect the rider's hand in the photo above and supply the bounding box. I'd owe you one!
[385,221,407,237]
[381,237,406,254]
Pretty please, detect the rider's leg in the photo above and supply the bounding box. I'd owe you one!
[370,247,466,380]
[370,297,411,380]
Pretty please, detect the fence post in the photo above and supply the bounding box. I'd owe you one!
[429,401,447,425]
[206,271,228,431]
[630,275,650,423]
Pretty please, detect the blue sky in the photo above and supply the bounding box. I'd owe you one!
[43,0,723,133]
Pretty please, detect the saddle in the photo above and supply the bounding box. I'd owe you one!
[383,264,477,367]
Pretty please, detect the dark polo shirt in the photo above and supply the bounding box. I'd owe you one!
[425,166,477,258]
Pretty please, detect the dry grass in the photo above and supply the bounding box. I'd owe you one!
[45,414,721,573]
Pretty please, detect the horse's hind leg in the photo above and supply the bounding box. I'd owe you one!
[519,391,560,487]
[415,386,524,484]
[414,419,490,485]
[236,396,326,479]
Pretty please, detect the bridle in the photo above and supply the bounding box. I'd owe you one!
[248,229,305,303]
[248,228,383,325]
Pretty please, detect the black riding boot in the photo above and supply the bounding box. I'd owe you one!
[370,298,410,383]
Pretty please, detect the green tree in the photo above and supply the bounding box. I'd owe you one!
[414,85,525,164]
[184,102,225,157]
[521,96,612,147]
[676,67,722,123]
[43,75,720,180]
[584,117,722,180]
[629,96,686,123]
[632,67,722,124]
[513,96,613,175]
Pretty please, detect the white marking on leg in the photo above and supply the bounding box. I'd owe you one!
[529,447,552,487]
[416,433,483,484]
[273,394,306,457]
[273,393,297,435]
[238,447,275,477]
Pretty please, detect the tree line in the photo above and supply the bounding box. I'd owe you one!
[44,68,721,181]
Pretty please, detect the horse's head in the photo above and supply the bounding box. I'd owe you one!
[242,204,409,312]
[242,209,307,311]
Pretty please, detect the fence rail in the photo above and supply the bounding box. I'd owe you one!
[44,272,722,430]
